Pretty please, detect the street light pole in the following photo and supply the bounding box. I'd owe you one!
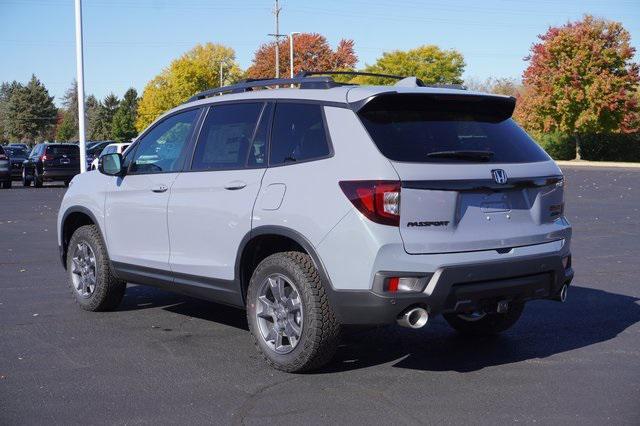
[74,0,86,173]
[289,32,300,78]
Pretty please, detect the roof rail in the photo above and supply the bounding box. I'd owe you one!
[297,70,407,80]
[186,76,343,103]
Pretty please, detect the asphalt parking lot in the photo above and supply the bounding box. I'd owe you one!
[1,166,639,425]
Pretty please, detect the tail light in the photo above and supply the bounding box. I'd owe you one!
[40,154,49,161]
[0,154,6,160]
[339,180,401,226]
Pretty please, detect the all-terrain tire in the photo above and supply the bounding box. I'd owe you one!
[246,252,340,373]
[443,302,525,336]
[67,225,126,311]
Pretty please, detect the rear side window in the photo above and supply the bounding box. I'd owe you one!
[46,145,79,157]
[192,103,264,171]
[358,94,550,163]
[270,103,330,166]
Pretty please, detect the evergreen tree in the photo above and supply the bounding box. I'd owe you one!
[5,75,57,141]
[111,88,138,142]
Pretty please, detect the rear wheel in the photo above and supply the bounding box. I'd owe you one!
[443,302,525,336]
[33,169,43,187]
[247,252,340,372]
[1,181,10,189]
[22,169,31,187]
[67,225,126,311]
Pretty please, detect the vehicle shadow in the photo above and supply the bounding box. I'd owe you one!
[117,284,639,374]
[118,285,249,330]
[320,285,640,373]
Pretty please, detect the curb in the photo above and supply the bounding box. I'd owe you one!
[555,160,640,169]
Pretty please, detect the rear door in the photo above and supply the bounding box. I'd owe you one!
[168,102,269,283]
[357,93,567,254]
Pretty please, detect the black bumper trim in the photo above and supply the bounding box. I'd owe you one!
[327,251,573,325]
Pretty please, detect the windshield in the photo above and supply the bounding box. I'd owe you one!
[357,94,550,164]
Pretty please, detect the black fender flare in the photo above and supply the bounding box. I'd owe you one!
[234,225,337,302]
[59,206,105,269]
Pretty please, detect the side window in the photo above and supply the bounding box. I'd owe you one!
[191,103,263,171]
[270,103,330,166]
[129,109,199,174]
[248,103,273,167]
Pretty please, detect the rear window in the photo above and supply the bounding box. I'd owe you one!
[46,145,79,157]
[5,147,27,157]
[270,103,330,166]
[357,94,549,163]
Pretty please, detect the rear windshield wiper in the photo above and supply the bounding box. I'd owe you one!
[426,150,494,162]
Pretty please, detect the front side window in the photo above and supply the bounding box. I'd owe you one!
[270,103,330,166]
[129,109,199,174]
[191,103,264,171]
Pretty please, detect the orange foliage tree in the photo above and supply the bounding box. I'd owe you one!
[246,33,357,79]
[514,15,640,159]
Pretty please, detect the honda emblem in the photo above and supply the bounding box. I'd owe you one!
[492,169,508,184]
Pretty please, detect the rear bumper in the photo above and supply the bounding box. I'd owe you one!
[328,250,573,325]
[43,168,79,180]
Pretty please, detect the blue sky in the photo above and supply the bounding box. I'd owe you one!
[1,0,639,105]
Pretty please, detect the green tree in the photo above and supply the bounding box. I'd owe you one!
[85,95,101,140]
[136,43,242,130]
[0,81,23,142]
[5,75,57,142]
[56,112,76,141]
[514,15,640,159]
[111,88,138,142]
[355,45,465,85]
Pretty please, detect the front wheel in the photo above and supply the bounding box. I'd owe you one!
[247,252,340,372]
[67,225,126,311]
[443,302,525,336]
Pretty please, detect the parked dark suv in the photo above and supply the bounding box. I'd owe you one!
[4,146,29,180]
[23,143,80,187]
[0,146,11,189]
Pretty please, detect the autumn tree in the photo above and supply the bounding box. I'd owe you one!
[246,33,357,79]
[465,77,522,97]
[514,15,640,159]
[354,45,465,85]
[136,43,242,130]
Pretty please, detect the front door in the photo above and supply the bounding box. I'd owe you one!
[105,108,201,271]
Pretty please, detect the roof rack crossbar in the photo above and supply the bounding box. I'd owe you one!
[187,76,341,102]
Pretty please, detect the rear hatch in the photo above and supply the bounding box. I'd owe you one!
[356,92,567,254]
[45,145,80,170]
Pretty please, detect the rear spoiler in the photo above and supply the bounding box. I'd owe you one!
[352,92,516,122]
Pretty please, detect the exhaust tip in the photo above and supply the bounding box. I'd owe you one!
[559,284,568,303]
[397,307,429,329]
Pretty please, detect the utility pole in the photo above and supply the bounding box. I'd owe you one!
[289,32,300,78]
[74,0,86,173]
[219,60,224,87]
[268,0,286,79]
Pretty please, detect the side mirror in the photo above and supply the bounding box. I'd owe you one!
[98,153,124,176]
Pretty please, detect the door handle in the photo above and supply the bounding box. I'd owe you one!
[224,180,247,190]
[151,184,168,193]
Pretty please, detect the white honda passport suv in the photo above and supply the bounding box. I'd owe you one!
[57,72,573,372]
